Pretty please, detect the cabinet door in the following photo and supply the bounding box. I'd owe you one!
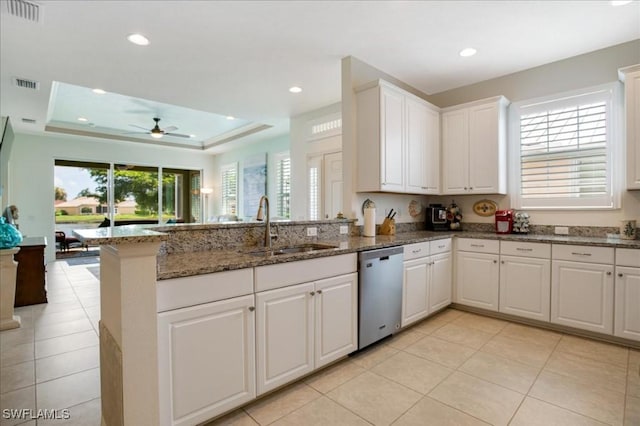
[380,86,405,192]
[157,295,255,426]
[402,257,430,327]
[429,252,452,313]
[551,260,614,334]
[626,70,640,189]
[499,256,550,321]
[442,109,469,194]
[455,251,499,311]
[614,266,640,341]
[315,273,358,368]
[406,98,439,194]
[256,283,314,395]
[468,102,503,194]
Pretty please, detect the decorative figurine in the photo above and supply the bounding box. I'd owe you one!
[513,212,531,234]
[0,216,22,249]
[447,201,462,231]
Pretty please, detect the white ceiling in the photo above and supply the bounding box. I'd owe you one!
[1,0,639,153]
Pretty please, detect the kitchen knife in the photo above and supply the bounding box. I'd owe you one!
[387,209,394,219]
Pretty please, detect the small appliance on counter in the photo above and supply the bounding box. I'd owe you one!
[495,209,514,234]
[426,204,449,231]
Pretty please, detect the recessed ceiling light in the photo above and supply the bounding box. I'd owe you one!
[92,88,106,95]
[459,48,477,57]
[127,33,150,46]
[611,1,632,5]
[289,86,302,93]
[226,116,235,120]
[77,117,88,122]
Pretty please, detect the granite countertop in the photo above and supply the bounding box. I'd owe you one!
[73,226,167,246]
[156,230,640,280]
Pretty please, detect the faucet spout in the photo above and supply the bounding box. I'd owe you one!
[257,195,277,249]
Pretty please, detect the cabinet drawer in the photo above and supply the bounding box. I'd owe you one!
[157,268,254,313]
[255,254,357,292]
[552,244,614,264]
[500,241,550,259]
[617,248,640,267]
[457,238,499,254]
[430,238,452,255]
[404,242,430,260]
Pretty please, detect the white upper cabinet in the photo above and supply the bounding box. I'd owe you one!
[356,80,440,195]
[442,96,509,195]
[619,65,640,189]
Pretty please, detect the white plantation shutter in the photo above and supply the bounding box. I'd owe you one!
[308,163,320,220]
[514,86,618,209]
[221,163,237,215]
[275,152,291,218]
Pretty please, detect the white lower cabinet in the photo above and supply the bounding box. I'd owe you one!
[256,272,357,395]
[551,257,614,334]
[402,239,452,327]
[455,239,500,311]
[157,295,256,426]
[498,242,551,322]
[429,252,452,313]
[614,248,640,341]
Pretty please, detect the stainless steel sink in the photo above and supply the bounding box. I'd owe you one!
[246,243,338,257]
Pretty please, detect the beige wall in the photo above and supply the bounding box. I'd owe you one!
[342,41,640,229]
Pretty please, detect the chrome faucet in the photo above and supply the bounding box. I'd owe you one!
[256,195,278,248]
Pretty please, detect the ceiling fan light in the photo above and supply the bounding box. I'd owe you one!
[151,132,163,139]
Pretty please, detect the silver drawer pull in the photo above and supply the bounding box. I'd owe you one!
[248,306,255,312]
[317,290,322,294]
[438,245,445,249]
[310,291,315,296]
[570,252,592,256]
[618,273,623,277]
[606,272,612,276]
[516,248,533,251]
[412,249,421,254]
[493,260,497,264]
[471,244,485,248]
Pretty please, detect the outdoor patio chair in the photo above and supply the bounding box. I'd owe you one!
[55,230,87,252]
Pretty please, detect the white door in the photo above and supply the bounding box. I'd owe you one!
[551,260,614,334]
[614,266,640,341]
[499,256,551,321]
[455,251,499,311]
[323,152,343,219]
[157,295,255,426]
[402,257,430,327]
[405,97,428,194]
[468,102,500,193]
[315,273,358,367]
[429,252,452,313]
[380,86,405,192]
[442,109,469,194]
[256,283,314,395]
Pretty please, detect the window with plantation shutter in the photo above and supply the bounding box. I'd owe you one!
[512,84,621,209]
[220,163,237,215]
[275,152,291,218]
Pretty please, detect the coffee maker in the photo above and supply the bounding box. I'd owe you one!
[495,209,514,234]
[426,204,449,231]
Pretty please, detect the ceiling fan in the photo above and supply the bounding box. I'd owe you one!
[127,117,191,139]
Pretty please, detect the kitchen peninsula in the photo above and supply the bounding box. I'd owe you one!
[75,220,639,426]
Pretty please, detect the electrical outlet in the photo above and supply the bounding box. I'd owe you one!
[307,227,318,237]
[340,225,348,235]
[555,226,569,235]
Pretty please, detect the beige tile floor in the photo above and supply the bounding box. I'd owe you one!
[1,260,639,425]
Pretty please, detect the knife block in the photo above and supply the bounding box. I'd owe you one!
[379,218,396,235]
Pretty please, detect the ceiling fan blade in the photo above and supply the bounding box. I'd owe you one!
[165,132,192,139]
[129,124,150,131]
[163,126,178,132]
[123,131,149,135]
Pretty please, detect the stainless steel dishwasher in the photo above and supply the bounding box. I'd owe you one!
[358,246,404,349]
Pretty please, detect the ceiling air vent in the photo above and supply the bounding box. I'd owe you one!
[14,77,39,90]
[21,118,36,124]
[6,0,41,23]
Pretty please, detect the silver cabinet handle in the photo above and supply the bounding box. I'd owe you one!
[571,252,592,257]
[516,247,533,252]
[317,290,322,294]
[470,244,485,248]
[412,249,421,254]
[438,245,445,249]
[310,291,315,296]
[606,272,612,276]
[501,260,505,264]
[618,273,623,277]
[421,187,428,189]
[464,187,468,190]
[469,187,473,190]
[493,260,497,264]
[248,306,255,312]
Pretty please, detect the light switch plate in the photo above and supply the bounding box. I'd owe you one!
[307,227,318,237]
[555,226,569,235]
[340,225,348,234]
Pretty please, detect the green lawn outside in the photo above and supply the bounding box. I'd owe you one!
[55,214,174,224]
